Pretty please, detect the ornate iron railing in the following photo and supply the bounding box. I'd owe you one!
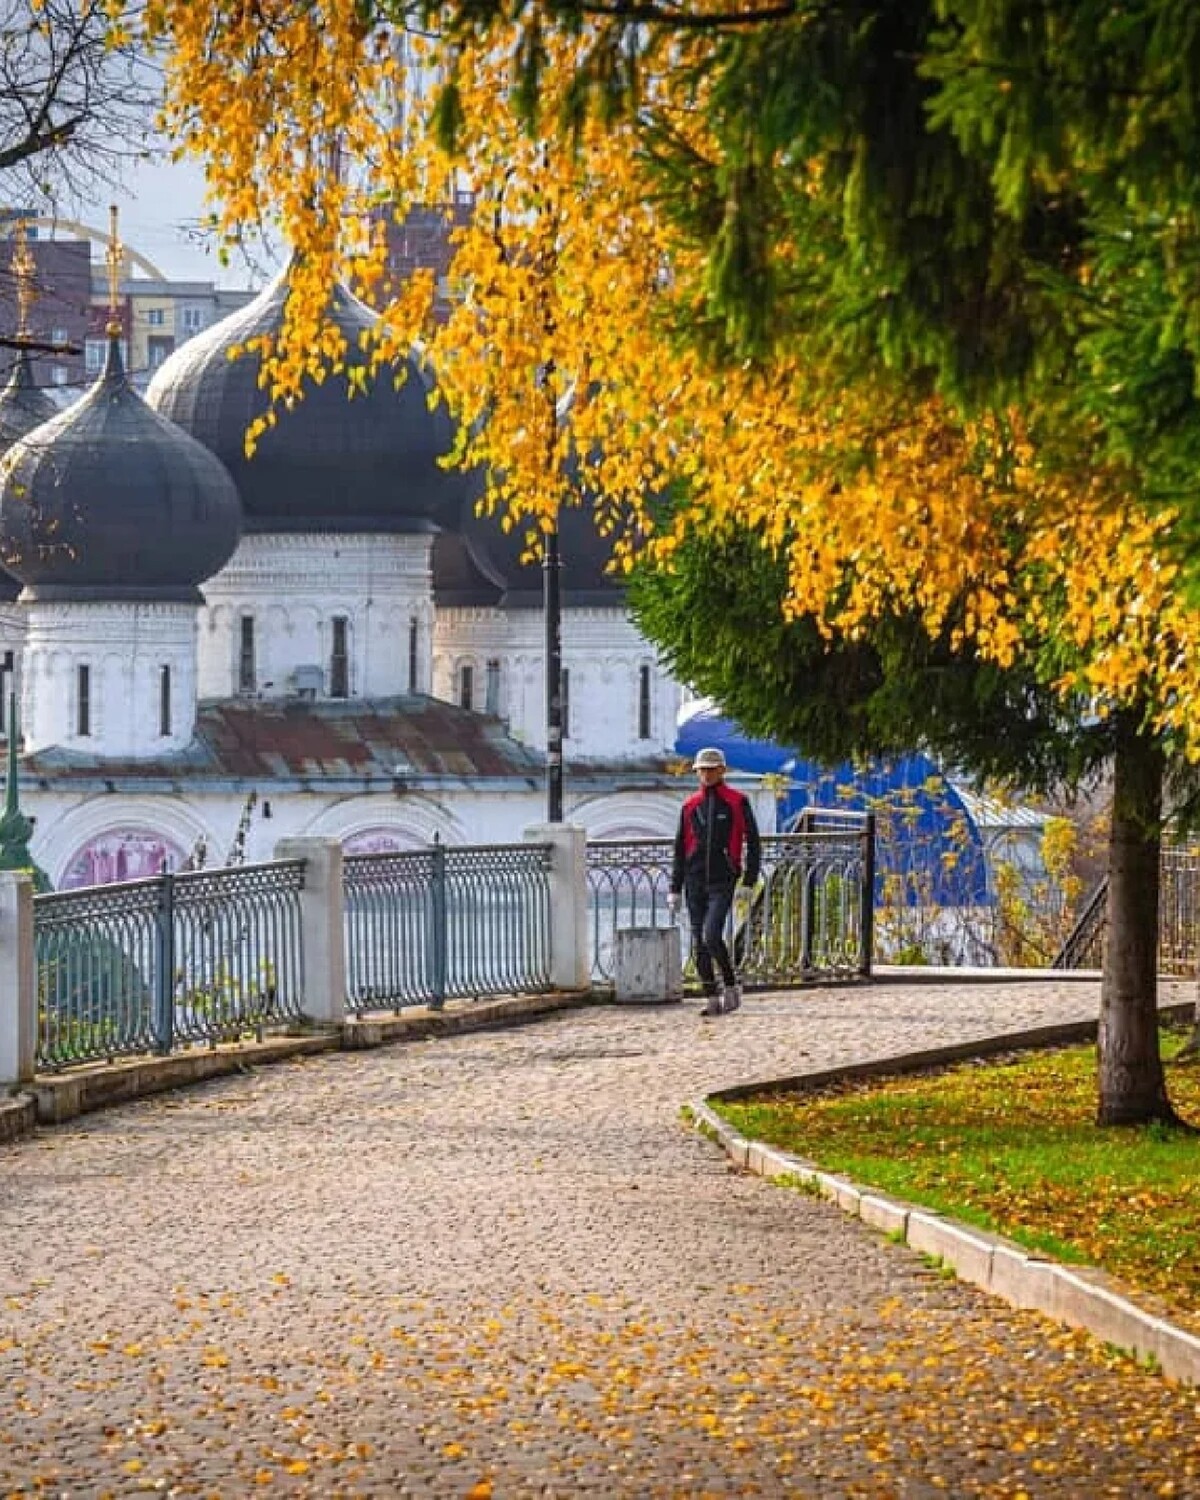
[343,842,553,1012]
[586,818,874,987]
[1055,842,1200,975]
[34,861,306,1070]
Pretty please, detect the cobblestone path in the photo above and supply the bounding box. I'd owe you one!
[1,982,1198,1498]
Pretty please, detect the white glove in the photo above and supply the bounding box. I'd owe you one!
[666,892,681,916]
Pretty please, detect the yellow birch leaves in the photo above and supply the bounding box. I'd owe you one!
[143,2,1200,752]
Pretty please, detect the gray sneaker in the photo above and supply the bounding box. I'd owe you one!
[700,994,723,1017]
[722,983,742,1013]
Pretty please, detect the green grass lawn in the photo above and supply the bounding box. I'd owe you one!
[716,1029,1200,1332]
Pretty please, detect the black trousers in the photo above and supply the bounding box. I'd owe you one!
[685,884,736,992]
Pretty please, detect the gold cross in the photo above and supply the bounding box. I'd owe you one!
[106,203,122,335]
[11,221,34,338]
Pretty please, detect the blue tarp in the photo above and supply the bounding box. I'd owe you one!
[676,709,992,908]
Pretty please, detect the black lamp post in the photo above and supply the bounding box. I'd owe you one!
[543,525,563,822]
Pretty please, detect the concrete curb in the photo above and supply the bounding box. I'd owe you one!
[712,999,1196,1103]
[691,1011,1200,1386]
[21,989,593,1131]
[0,1092,36,1143]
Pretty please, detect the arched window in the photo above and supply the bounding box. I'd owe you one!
[238,615,256,693]
[485,658,501,715]
[459,662,474,711]
[330,615,350,698]
[76,664,91,737]
[159,665,172,736]
[638,664,652,740]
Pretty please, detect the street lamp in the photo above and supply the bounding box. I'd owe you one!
[543,524,563,822]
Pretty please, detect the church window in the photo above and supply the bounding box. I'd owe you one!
[238,615,256,693]
[638,665,652,740]
[561,668,571,738]
[408,617,419,693]
[459,663,474,711]
[76,665,91,737]
[330,616,350,698]
[160,666,171,736]
[485,659,501,715]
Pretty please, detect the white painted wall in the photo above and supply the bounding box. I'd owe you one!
[22,601,198,757]
[27,780,688,890]
[199,532,436,700]
[433,605,682,760]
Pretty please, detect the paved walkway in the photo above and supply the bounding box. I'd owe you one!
[1,982,1198,1498]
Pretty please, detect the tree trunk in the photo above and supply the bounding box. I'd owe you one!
[1097,717,1177,1124]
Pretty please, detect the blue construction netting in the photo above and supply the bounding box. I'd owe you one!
[676,708,993,909]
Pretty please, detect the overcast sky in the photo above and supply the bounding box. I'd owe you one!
[105,151,282,289]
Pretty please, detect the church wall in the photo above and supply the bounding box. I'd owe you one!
[199,533,436,700]
[27,780,684,890]
[432,606,682,760]
[22,602,198,757]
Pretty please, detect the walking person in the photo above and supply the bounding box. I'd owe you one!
[667,746,762,1016]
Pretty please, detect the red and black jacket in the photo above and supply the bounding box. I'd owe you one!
[671,782,762,893]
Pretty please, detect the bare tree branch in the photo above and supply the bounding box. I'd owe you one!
[0,0,160,213]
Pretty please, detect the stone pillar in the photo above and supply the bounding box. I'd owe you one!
[0,872,35,1085]
[274,837,345,1026]
[524,823,590,992]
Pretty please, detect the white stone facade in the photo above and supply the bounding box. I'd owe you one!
[432,605,681,760]
[22,601,199,757]
[198,532,436,700]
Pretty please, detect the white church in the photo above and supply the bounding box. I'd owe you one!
[0,265,689,890]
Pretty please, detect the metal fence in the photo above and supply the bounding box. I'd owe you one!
[343,842,553,1012]
[34,861,306,1071]
[1056,842,1200,975]
[587,815,875,987]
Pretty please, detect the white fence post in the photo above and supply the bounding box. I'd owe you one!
[274,837,346,1026]
[0,872,35,1085]
[525,823,590,992]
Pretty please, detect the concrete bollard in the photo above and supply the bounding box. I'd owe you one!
[614,925,683,1004]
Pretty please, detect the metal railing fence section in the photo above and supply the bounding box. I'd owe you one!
[36,877,163,1069]
[344,850,440,1010]
[586,827,873,986]
[33,860,305,1070]
[344,844,552,1013]
[1158,845,1200,976]
[1053,842,1200,974]
[444,845,552,999]
[170,861,306,1047]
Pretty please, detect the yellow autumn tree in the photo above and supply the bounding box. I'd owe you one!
[141,1,1200,1125]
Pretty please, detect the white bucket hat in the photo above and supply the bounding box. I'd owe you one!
[692,746,727,770]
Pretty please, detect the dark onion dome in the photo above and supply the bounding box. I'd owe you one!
[459,470,629,609]
[145,265,466,535]
[431,529,502,608]
[0,336,242,603]
[0,349,54,603]
[0,347,58,453]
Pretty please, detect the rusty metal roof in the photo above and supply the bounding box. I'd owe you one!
[22,696,673,791]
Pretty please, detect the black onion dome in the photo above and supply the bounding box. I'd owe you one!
[0,337,242,602]
[0,348,58,453]
[459,466,627,610]
[146,265,465,535]
[431,530,502,608]
[0,349,55,602]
